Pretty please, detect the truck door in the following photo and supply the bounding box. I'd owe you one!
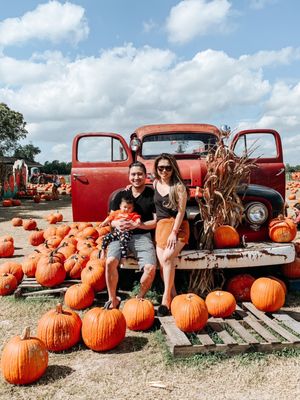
[231,129,285,199]
[71,133,133,222]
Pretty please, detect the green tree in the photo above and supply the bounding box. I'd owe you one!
[41,160,71,174]
[0,103,28,155]
[13,143,41,162]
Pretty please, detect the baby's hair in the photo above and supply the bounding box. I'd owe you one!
[120,194,134,205]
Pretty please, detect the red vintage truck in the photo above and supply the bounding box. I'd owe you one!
[71,124,295,270]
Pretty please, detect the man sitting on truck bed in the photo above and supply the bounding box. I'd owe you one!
[105,161,157,309]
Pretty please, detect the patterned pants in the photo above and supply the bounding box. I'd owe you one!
[101,229,132,258]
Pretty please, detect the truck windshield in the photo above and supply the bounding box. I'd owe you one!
[141,132,218,159]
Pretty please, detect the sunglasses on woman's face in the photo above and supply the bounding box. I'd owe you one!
[157,165,172,172]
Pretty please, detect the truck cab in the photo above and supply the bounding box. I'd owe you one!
[71,124,295,270]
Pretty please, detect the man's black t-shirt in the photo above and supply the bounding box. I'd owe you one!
[110,186,155,235]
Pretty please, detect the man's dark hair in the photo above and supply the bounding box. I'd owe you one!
[129,161,146,174]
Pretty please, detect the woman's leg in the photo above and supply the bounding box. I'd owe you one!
[157,241,185,309]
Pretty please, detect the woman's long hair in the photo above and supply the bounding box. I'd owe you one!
[154,153,189,210]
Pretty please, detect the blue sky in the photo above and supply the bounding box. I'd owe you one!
[1,0,300,165]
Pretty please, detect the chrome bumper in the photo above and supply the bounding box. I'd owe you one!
[121,242,295,270]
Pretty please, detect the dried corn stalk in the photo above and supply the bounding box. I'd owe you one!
[188,135,257,296]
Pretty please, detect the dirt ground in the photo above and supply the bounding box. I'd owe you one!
[1,194,300,400]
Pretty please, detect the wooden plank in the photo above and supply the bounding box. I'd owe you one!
[196,328,215,346]
[225,319,260,344]
[207,320,237,345]
[242,315,280,343]
[159,316,192,347]
[272,312,300,336]
[243,303,300,343]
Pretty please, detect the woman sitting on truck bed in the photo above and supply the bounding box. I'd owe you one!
[153,153,190,317]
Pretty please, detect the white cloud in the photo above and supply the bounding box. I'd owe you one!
[0,1,89,48]
[249,0,278,10]
[166,0,232,44]
[143,19,157,33]
[1,44,300,164]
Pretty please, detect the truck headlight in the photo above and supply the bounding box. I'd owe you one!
[245,202,268,225]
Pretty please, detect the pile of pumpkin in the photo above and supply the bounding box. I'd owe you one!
[0,273,289,386]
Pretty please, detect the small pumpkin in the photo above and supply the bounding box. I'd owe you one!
[205,290,236,318]
[29,230,45,246]
[250,277,285,312]
[81,304,126,351]
[37,303,82,352]
[11,217,23,227]
[269,215,297,243]
[0,261,23,283]
[122,298,155,331]
[0,273,18,296]
[0,238,14,258]
[213,225,240,249]
[171,293,208,332]
[1,327,48,385]
[23,219,37,231]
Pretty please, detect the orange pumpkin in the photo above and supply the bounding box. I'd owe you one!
[64,254,88,279]
[35,254,66,287]
[205,290,236,318]
[28,230,45,246]
[268,215,297,242]
[11,217,23,227]
[2,199,12,207]
[22,252,42,277]
[1,327,48,385]
[81,259,106,292]
[213,225,240,249]
[0,261,23,283]
[122,298,155,331]
[64,283,94,310]
[37,303,82,352]
[0,239,14,258]
[81,305,126,351]
[250,277,285,312]
[23,219,37,231]
[0,273,18,296]
[171,293,208,332]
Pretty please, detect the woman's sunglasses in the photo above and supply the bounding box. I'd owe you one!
[157,165,172,172]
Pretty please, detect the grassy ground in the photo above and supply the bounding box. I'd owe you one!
[1,195,300,399]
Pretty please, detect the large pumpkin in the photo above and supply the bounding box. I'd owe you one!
[64,253,88,279]
[81,304,126,351]
[81,259,106,292]
[64,283,94,310]
[0,261,23,283]
[281,257,300,279]
[1,327,48,385]
[122,298,155,331]
[37,303,82,351]
[205,290,236,318]
[268,215,297,242]
[35,254,66,287]
[225,274,256,301]
[213,225,240,249]
[250,277,285,312]
[171,293,208,332]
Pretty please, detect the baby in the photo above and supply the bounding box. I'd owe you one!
[100,195,141,258]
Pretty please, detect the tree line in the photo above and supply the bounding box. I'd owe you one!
[0,103,71,174]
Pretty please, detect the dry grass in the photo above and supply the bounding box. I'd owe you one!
[1,197,300,399]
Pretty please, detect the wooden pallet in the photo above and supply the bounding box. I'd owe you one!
[14,277,81,298]
[159,302,300,357]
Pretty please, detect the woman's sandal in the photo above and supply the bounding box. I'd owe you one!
[104,296,121,310]
[157,304,170,317]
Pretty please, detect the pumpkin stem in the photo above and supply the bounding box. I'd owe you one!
[20,326,31,340]
[56,303,63,314]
